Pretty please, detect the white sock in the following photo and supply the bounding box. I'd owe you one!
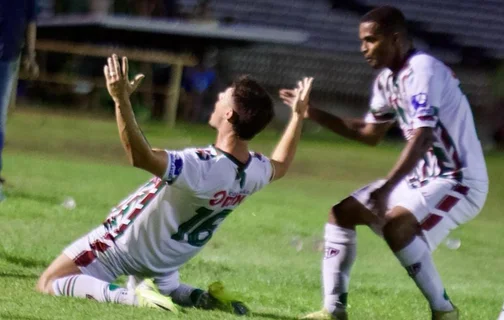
[322,223,357,314]
[395,237,453,312]
[497,301,504,320]
[52,275,137,305]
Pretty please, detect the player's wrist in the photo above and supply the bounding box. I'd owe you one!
[113,92,130,105]
[291,112,304,121]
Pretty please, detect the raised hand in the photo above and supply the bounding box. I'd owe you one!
[104,54,145,102]
[279,77,314,118]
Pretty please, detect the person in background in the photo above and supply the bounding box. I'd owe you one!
[0,0,39,202]
[181,48,218,122]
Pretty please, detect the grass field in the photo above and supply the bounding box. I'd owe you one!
[1,109,503,320]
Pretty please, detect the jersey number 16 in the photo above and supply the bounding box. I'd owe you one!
[171,207,232,247]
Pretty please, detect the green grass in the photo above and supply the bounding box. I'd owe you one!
[1,109,504,319]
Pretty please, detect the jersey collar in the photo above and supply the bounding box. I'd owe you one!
[212,145,251,188]
[212,145,252,170]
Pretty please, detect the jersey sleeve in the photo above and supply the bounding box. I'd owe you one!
[364,77,396,123]
[162,148,202,191]
[252,152,274,189]
[407,71,441,129]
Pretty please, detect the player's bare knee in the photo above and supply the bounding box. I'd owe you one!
[329,197,376,228]
[383,214,419,251]
[36,273,54,295]
[328,198,356,228]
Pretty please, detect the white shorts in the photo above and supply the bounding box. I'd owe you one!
[351,178,487,250]
[63,225,135,282]
[63,225,182,294]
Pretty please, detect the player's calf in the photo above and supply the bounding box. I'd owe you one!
[322,197,374,316]
[37,254,140,308]
[385,207,454,313]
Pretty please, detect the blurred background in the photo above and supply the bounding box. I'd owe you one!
[13,0,504,148]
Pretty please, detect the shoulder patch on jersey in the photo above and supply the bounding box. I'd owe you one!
[412,93,436,118]
[412,93,428,109]
[166,153,183,184]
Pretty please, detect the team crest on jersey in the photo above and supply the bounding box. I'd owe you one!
[406,262,422,278]
[324,247,340,259]
[166,153,183,184]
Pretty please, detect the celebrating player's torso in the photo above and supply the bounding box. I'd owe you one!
[366,50,488,189]
[101,146,273,276]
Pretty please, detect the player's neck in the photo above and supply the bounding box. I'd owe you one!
[390,46,416,74]
[214,131,250,164]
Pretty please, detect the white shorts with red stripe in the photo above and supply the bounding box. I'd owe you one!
[351,178,487,250]
[62,225,183,292]
[62,225,136,282]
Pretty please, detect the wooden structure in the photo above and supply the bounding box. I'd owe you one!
[22,15,309,127]
[21,39,197,127]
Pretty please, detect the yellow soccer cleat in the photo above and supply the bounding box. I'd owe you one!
[432,306,459,320]
[201,281,249,315]
[300,308,348,320]
[135,279,179,314]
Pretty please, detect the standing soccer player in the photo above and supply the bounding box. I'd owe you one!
[0,0,39,201]
[37,54,314,313]
[281,6,488,320]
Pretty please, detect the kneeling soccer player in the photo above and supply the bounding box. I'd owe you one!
[37,54,314,314]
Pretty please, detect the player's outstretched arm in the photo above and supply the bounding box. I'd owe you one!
[279,90,392,146]
[270,77,314,181]
[310,108,391,146]
[104,54,168,178]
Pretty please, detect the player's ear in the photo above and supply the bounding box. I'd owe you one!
[226,109,239,124]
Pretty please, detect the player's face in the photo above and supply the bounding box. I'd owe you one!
[209,87,234,129]
[359,21,395,69]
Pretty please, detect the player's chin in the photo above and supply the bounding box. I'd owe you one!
[366,60,381,69]
[208,115,217,129]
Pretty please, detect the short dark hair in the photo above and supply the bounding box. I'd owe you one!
[231,76,274,140]
[361,6,408,36]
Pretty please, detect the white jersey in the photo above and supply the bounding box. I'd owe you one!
[365,50,488,189]
[100,145,273,276]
